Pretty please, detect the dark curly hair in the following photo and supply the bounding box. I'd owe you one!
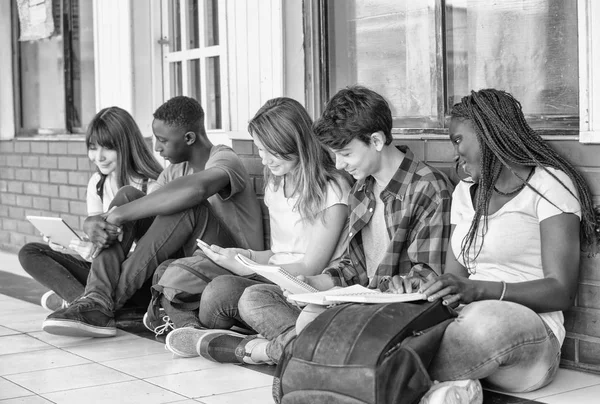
[314,85,393,150]
[153,96,206,135]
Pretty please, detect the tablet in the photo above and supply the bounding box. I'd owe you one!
[26,216,82,248]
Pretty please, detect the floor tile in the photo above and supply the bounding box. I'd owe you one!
[41,380,187,404]
[62,336,166,362]
[5,363,134,394]
[539,383,600,404]
[146,365,273,398]
[0,326,20,336]
[28,328,137,349]
[8,317,46,334]
[0,334,53,356]
[0,349,90,376]
[102,351,221,379]
[0,378,32,400]
[197,386,273,404]
[496,368,600,400]
[0,396,54,403]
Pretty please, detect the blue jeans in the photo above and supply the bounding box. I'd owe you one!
[429,300,561,393]
[84,186,237,312]
[238,283,303,364]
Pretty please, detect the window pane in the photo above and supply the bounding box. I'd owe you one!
[446,0,578,125]
[188,59,201,101]
[70,0,95,130]
[327,0,441,127]
[168,0,181,52]
[185,0,199,49]
[170,62,182,97]
[204,0,219,46]
[206,56,221,129]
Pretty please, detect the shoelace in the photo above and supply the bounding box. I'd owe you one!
[154,315,174,336]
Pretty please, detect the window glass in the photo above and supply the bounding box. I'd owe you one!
[185,0,199,49]
[206,56,222,129]
[446,0,578,125]
[204,0,219,46]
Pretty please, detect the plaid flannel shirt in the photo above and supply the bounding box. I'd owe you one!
[324,146,453,290]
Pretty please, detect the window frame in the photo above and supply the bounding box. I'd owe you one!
[160,0,230,133]
[306,0,582,137]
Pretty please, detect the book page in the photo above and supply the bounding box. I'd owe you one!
[288,284,426,306]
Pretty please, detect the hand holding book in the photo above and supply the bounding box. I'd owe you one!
[196,240,254,276]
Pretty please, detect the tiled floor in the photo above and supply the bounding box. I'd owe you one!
[2,250,600,404]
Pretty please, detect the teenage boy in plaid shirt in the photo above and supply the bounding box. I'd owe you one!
[171,85,453,366]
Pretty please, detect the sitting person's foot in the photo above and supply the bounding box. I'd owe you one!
[40,290,68,312]
[165,327,208,358]
[419,379,483,404]
[143,310,174,337]
[197,331,274,365]
[42,297,116,338]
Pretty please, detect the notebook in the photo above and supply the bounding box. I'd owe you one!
[234,254,319,294]
[26,216,82,248]
[287,284,427,306]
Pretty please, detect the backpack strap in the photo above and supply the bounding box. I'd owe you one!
[96,174,107,202]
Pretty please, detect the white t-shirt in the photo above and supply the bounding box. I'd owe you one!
[86,172,158,216]
[362,180,390,281]
[451,167,581,345]
[266,177,351,268]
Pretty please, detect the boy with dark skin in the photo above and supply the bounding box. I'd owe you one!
[43,96,263,338]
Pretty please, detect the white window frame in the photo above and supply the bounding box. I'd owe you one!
[0,0,15,140]
[160,0,230,137]
[578,0,600,144]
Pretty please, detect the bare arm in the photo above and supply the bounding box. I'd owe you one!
[423,213,581,312]
[106,168,230,226]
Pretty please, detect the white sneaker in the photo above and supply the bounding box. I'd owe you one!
[40,291,68,312]
[420,379,483,404]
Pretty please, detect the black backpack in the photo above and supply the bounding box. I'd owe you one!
[273,300,456,404]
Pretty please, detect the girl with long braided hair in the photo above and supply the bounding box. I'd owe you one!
[417,89,599,400]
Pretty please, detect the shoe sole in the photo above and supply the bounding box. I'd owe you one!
[42,319,116,338]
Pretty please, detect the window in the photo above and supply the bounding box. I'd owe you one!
[14,0,95,134]
[161,0,226,131]
[319,0,578,131]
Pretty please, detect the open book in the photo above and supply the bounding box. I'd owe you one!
[287,284,427,306]
[234,254,319,294]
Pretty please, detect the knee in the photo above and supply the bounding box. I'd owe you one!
[18,242,45,269]
[110,185,145,207]
[238,284,280,318]
[202,275,238,302]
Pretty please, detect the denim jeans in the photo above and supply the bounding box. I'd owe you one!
[238,283,304,364]
[18,242,90,302]
[429,300,561,393]
[84,186,237,312]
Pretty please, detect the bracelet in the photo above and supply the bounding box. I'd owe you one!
[247,249,255,261]
[499,280,507,301]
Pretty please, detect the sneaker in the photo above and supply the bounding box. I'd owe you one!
[197,331,274,365]
[419,379,483,404]
[165,327,208,358]
[40,291,68,312]
[42,297,116,338]
[143,311,174,337]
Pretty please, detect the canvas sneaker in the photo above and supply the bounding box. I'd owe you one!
[40,290,68,312]
[419,379,483,404]
[143,311,174,337]
[165,327,208,358]
[197,330,274,365]
[42,297,116,338]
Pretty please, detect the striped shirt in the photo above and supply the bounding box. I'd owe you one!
[324,146,453,290]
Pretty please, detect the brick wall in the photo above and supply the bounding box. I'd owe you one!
[0,139,94,253]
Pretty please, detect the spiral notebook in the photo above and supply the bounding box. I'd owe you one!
[234,254,319,294]
[288,284,427,306]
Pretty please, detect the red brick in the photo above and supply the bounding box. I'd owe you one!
[68,171,90,186]
[78,157,92,170]
[0,205,8,216]
[30,141,49,154]
[10,232,26,247]
[22,155,40,168]
[59,185,79,200]
[39,156,58,169]
[564,307,600,338]
[58,157,78,170]
[0,141,14,152]
[2,218,18,231]
[0,180,6,192]
[7,181,23,193]
[0,155,6,166]
[16,195,33,208]
[51,199,70,213]
[0,167,15,179]
[69,200,87,216]
[14,141,31,153]
[23,182,41,195]
[8,206,24,218]
[31,169,49,183]
[17,220,35,235]
[78,188,88,200]
[15,169,32,181]
[1,193,16,205]
[48,142,68,154]
[32,197,50,210]
[49,170,68,184]
[579,340,600,366]
[67,141,88,155]
[39,184,59,198]
[6,155,21,166]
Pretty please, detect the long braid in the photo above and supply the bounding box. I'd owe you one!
[453,89,599,270]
